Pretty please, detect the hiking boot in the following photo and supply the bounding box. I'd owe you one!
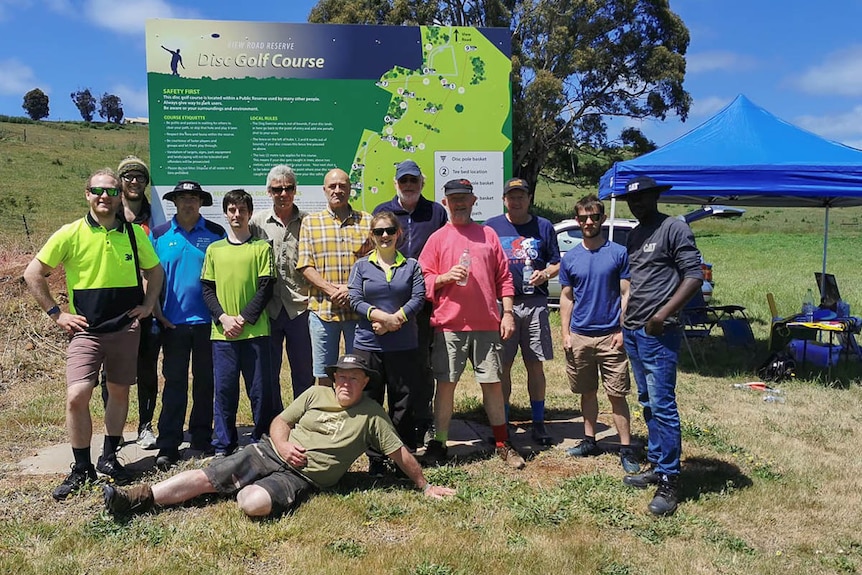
[648,474,679,517]
[136,424,157,450]
[422,439,448,467]
[620,446,641,474]
[531,422,553,447]
[566,439,601,458]
[52,462,97,501]
[623,465,660,489]
[497,441,526,470]
[368,457,388,478]
[96,455,134,485]
[103,483,155,515]
[155,449,180,472]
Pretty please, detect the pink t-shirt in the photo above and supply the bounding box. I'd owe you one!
[419,222,514,332]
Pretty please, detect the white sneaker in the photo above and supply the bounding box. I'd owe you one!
[136,426,157,450]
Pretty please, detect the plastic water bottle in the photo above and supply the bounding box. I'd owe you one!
[522,258,535,295]
[837,300,851,318]
[456,248,470,286]
[763,394,786,404]
[802,288,816,322]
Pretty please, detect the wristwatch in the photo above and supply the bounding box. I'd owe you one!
[47,305,61,317]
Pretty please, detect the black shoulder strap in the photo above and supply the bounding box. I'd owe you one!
[125,222,144,297]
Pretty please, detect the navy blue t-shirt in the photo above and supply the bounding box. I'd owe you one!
[484,214,560,298]
[559,240,630,336]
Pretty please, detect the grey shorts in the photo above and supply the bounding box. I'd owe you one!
[203,438,317,517]
[565,332,630,396]
[432,331,503,384]
[501,298,554,364]
[66,321,140,386]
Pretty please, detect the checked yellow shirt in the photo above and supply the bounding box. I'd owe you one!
[296,206,372,321]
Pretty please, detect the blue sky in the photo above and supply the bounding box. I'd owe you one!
[2,0,862,148]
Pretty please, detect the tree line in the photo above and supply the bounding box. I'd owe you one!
[21,88,124,124]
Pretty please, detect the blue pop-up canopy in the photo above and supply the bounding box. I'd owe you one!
[598,94,862,277]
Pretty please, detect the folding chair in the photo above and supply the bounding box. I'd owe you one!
[679,290,752,369]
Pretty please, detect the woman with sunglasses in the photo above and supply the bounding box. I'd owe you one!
[348,212,426,477]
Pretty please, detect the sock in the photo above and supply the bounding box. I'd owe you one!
[582,435,596,445]
[491,423,509,447]
[530,400,545,426]
[72,447,91,467]
[504,402,510,424]
[433,431,448,444]
[103,435,122,459]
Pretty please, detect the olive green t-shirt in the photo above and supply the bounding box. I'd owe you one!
[277,386,403,488]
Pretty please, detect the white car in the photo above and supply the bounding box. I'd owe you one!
[547,206,745,307]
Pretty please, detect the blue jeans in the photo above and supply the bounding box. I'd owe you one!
[308,312,356,379]
[622,326,682,477]
[269,308,314,400]
[212,337,277,455]
[157,323,213,452]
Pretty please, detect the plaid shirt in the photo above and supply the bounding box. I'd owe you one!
[296,206,372,321]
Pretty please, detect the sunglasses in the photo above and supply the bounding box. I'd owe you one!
[371,226,398,236]
[89,187,120,197]
[270,185,296,193]
[121,174,148,183]
[398,175,420,184]
[575,213,602,224]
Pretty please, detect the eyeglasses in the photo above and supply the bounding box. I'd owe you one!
[88,187,120,197]
[121,174,147,184]
[575,213,602,224]
[371,226,398,237]
[270,185,296,193]
[398,176,420,184]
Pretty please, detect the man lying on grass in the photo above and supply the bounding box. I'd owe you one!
[104,354,455,518]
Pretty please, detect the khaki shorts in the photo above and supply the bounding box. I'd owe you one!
[501,298,554,364]
[565,331,630,396]
[432,331,502,384]
[66,321,140,386]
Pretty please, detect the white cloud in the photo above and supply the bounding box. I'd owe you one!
[0,58,41,95]
[690,96,729,118]
[795,106,862,141]
[687,51,757,74]
[796,46,862,96]
[111,82,149,116]
[83,0,197,35]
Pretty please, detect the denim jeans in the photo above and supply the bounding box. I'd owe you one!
[622,326,682,477]
[308,311,356,378]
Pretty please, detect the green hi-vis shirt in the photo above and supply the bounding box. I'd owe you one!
[201,237,273,340]
[277,386,403,488]
[36,215,159,333]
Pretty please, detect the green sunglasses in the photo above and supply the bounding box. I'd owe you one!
[89,187,120,197]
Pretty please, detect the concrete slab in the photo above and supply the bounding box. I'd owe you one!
[16,415,624,476]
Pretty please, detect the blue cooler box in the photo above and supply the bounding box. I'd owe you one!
[789,339,842,367]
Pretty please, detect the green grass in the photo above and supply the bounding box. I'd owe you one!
[3,120,862,574]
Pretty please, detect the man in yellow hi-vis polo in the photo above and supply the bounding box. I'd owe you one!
[23,167,164,501]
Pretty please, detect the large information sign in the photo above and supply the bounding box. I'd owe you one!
[145,20,512,223]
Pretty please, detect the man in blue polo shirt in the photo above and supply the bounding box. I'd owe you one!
[150,181,226,469]
[373,159,447,446]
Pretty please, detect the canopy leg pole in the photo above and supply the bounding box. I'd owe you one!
[822,206,830,297]
[608,198,617,242]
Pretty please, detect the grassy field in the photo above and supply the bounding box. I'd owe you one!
[2,120,862,574]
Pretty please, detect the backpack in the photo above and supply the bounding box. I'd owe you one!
[756,351,796,383]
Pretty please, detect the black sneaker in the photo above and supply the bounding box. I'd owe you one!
[96,455,134,485]
[422,439,448,467]
[155,449,180,472]
[368,457,388,478]
[623,465,660,489]
[52,462,96,501]
[566,439,601,457]
[103,483,155,515]
[648,474,679,516]
[620,446,641,474]
[531,422,553,447]
[188,441,215,456]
